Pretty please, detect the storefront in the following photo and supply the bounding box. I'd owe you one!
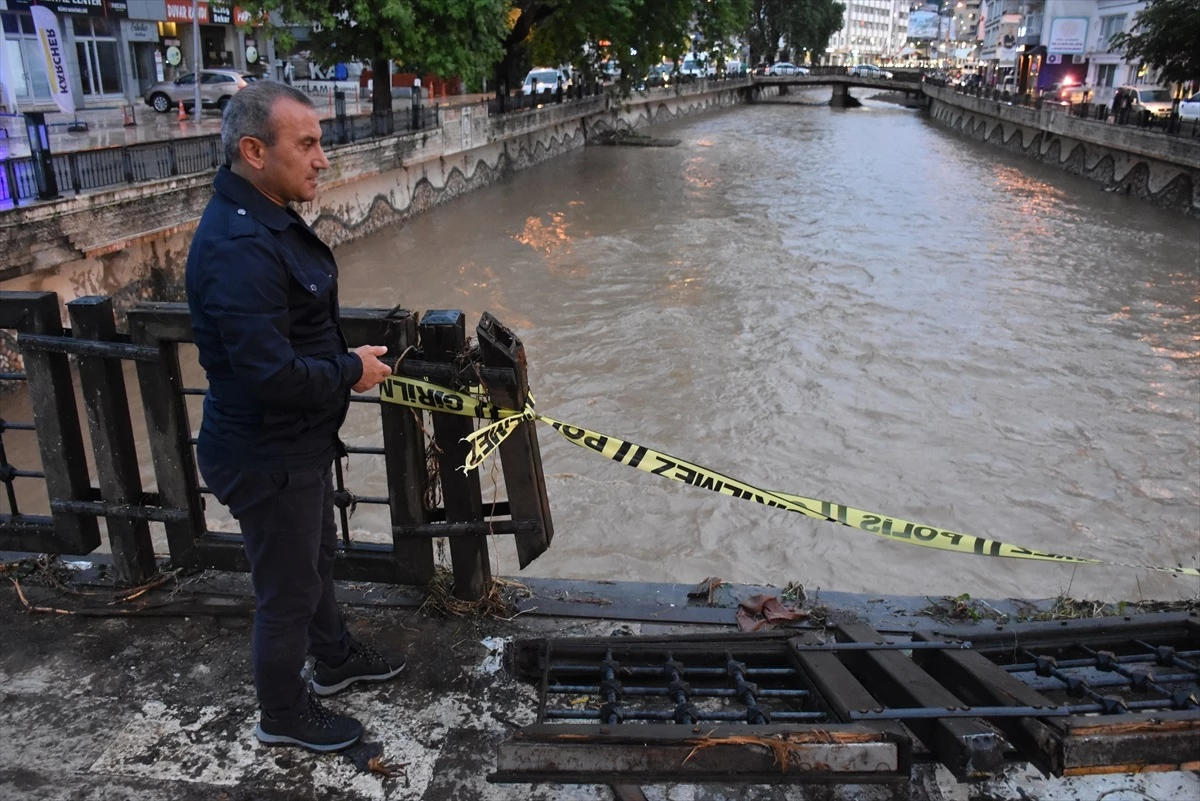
[162,2,255,72]
[1,0,128,110]
[123,18,161,95]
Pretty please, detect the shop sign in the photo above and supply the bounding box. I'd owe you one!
[163,2,247,25]
[165,1,209,23]
[124,19,159,42]
[29,6,75,115]
[8,0,128,18]
[1047,17,1088,55]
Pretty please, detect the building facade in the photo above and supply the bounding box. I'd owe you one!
[0,0,266,112]
[980,0,1022,82]
[827,0,910,65]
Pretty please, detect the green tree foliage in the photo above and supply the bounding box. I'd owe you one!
[1110,0,1200,88]
[505,0,750,93]
[243,0,506,113]
[746,0,844,66]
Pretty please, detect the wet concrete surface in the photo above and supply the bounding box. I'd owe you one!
[1,568,1197,800]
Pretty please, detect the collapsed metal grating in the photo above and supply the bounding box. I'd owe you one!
[1000,636,1200,715]
[538,645,824,725]
[493,612,1200,787]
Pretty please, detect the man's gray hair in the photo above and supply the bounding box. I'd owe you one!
[222,80,316,165]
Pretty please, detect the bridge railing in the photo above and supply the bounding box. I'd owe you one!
[0,292,553,599]
[944,81,1200,139]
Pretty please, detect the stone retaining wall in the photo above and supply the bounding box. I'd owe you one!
[925,85,1200,215]
[0,80,754,316]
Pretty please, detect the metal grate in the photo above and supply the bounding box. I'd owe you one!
[538,645,823,725]
[998,633,1199,715]
[497,613,1200,786]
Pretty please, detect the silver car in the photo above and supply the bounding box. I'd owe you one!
[144,69,255,113]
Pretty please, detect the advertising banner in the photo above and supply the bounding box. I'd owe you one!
[30,5,75,116]
[907,10,940,40]
[1047,17,1089,55]
[8,1,127,19]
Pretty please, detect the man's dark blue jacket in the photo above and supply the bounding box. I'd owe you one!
[186,167,363,471]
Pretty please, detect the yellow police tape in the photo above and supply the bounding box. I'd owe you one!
[379,375,1199,577]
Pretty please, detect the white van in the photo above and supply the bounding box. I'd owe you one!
[1114,85,1174,118]
[522,68,566,95]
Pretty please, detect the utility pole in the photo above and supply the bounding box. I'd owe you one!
[192,0,202,122]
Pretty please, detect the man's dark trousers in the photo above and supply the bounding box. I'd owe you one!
[200,458,351,717]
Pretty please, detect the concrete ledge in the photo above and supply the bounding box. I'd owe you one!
[925,85,1199,215]
[925,85,1200,170]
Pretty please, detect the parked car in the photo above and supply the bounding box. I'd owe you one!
[644,64,674,88]
[721,60,746,77]
[849,64,893,79]
[1180,92,1200,121]
[144,69,253,113]
[768,62,809,76]
[522,67,568,95]
[679,59,706,81]
[1043,81,1087,104]
[1113,85,1175,118]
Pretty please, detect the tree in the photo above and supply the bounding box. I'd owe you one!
[500,0,750,95]
[244,0,506,115]
[745,0,844,66]
[1110,0,1200,88]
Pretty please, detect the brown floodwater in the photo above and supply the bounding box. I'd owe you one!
[4,93,1198,601]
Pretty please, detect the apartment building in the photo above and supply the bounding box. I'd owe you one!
[980,0,1022,81]
[826,0,909,65]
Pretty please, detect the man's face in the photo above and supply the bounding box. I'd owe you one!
[259,98,329,203]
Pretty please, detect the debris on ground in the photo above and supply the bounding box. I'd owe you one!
[735,593,809,632]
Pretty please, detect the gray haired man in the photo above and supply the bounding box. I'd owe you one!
[186,80,402,751]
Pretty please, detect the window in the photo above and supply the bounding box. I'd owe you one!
[1096,64,1116,87]
[1098,14,1125,50]
[73,16,122,96]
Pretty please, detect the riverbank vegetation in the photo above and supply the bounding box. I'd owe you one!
[240,0,847,112]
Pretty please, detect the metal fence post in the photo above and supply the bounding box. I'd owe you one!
[419,309,490,600]
[16,292,100,554]
[477,312,552,567]
[68,297,158,584]
[1,160,17,206]
[128,307,207,568]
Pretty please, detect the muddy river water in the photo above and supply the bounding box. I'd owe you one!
[5,92,1198,601]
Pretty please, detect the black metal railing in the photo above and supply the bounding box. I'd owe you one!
[944,81,1200,139]
[0,99,447,208]
[1,292,552,600]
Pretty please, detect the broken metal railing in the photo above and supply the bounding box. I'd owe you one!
[493,612,1200,787]
[0,292,553,600]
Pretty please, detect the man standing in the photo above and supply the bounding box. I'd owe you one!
[187,81,402,752]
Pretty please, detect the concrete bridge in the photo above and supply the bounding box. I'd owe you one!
[752,73,924,107]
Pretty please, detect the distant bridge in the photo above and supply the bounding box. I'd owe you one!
[752,72,925,106]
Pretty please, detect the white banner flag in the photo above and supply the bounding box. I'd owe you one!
[31,6,75,116]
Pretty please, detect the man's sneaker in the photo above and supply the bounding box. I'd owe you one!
[312,640,405,696]
[255,693,363,752]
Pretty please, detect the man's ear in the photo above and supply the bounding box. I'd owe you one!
[238,136,267,171]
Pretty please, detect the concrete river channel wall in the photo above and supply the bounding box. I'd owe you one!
[0,79,767,312]
[924,84,1200,215]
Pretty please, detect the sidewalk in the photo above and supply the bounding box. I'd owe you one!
[0,92,493,159]
[1,564,1196,801]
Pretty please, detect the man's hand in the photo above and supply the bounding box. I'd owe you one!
[351,345,392,393]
